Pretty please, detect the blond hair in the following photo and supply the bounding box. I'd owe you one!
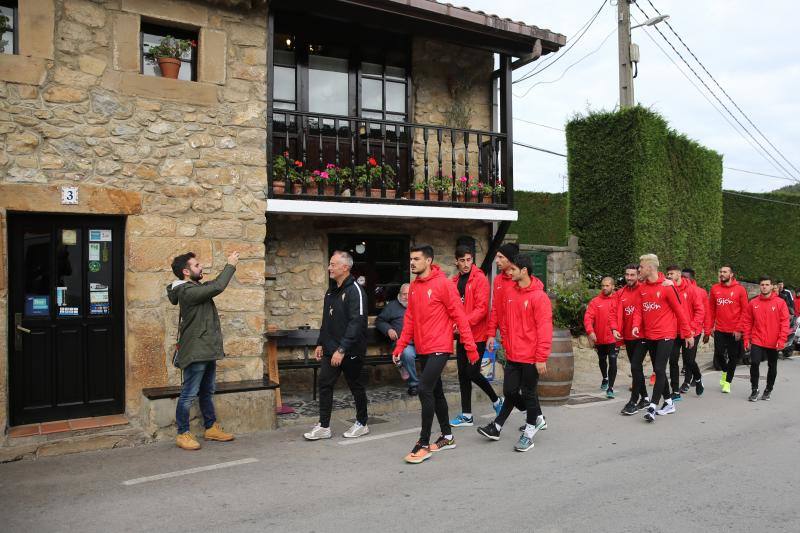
[639,253,659,268]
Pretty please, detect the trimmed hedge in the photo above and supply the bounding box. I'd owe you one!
[566,106,723,286]
[510,191,568,246]
[722,191,800,286]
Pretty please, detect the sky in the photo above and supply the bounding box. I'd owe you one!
[457,0,800,193]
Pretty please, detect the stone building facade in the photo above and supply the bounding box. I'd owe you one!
[0,0,564,449]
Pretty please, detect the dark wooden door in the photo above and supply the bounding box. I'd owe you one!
[8,214,125,425]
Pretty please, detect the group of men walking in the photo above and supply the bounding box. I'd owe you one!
[585,255,793,423]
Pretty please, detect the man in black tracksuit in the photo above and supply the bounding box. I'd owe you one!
[304,251,369,441]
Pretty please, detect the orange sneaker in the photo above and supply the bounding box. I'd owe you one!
[204,422,234,442]
[176,432,201,451]
[404,442,431,464]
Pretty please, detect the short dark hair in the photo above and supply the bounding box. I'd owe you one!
[719,263,734,272]
[759,275,772,283]
[454,244,474,259]
[511,253,533,275]
[624,263,638,272]
[411,244,434,259]
[681,267,696,278]
[665,264,681,272]
[171,252,196,279]
[775,279,783,284]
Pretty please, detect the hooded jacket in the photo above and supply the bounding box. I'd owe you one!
[316,275,368,357]
[705,278,749,335]
[611,283,642,341]
[741,292,790,350]
[675,278,705,337]
[166,264,235,369]
[584,291,618,345]
[451,264,490,342]
[486,271,516,340]
[394,264,479,362]
[639,272,692,340]
[502,279,553,363]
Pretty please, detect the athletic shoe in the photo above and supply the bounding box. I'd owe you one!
[343,421,369,438]
[303,423,332,441]
[656,401,676,416]
[606,388,615,399]
[679,382,691,394]
[680,367,686,375]
[748,390,759,402]
[514,434,535,452]
[407,386,418,396]
[477,423,501,441]
[536,414,548,430]
[695,380,704,396]
[449,414,474,427]
[721,382,731,394]
[636,398,651,411]
[644,406,656,423]
[621,402,638,415]
[671,392,682,402]
[404,442,432,464]
[600,379,609,391]
[761,390,771,401]
[429,434,456,452]
[719,372,727,387]
[493,397,505,417]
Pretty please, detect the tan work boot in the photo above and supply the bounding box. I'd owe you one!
[176,432,201,451]
[204,422,234,442]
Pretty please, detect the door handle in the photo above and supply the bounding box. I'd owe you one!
[14,313,28,352]
[17,325,31,334]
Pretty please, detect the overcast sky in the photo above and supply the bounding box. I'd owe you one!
[458,0,800,193]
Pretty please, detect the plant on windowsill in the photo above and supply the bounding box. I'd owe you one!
[431,173,451,202]
[408,180,427,200]
[144,35,196,79]
[355,157,396,199]
[493,183,506,203]
[480,181,494,204]
[0,14,9,54]
[465,176,482,203]
[272,151,291,194]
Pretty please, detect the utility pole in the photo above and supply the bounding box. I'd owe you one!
[618,0,634,108]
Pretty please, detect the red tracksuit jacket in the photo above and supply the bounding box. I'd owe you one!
[639,272,692,340]
[741,293,790,350]
[584,292,618,345]
[705,279,749,335]
[394,264,479,362]
[611,283,642,341]
[451,264,490,342]
[502,279,553,364]
[486,270,517,339]
[675,278,705,337]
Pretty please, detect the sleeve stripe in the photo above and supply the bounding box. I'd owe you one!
[352,282,364,316]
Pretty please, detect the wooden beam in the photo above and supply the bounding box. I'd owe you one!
[511,39,542,70]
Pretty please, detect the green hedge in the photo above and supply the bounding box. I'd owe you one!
[722,191,800,286]
[566,106,722,286]
[510,191,568,246]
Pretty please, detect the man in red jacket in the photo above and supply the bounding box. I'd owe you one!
[665,265,705,401]
[449,245,503,428]
[478,254,552,452]
[637,254,694,422]
[704,264,749,393]
[393,245,479,464]
[678,267,706,396]
[741,276,790,401]
[612,264,649,415]
[584,277,619,399]
[486,242,520,354]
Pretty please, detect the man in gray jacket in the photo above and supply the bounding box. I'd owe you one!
[376,283,418,395]
[167,250,239,451]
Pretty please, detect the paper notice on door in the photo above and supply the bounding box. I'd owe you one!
[89,283,108,291]
[89,229,112,242]
[89,242,100,261]
[90,290,109,304]
[62,229,77,246]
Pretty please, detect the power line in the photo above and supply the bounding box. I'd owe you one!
[724,167,797,182]
[630,12,800,184]
[723,190,800,207]
[513,0,608,84]
[644,0,800,178]
[513,117,565,132]
[513,141,566,158]
[633,2,800,182]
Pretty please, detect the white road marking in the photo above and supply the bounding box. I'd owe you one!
[122,458,259,486]
[337,428,419,446]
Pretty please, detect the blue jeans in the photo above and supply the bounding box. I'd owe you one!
[176,361,217,434]
[401,344,419,387]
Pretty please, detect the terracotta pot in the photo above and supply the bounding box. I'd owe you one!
[467,192,479,202]
[482,195,493,204]
[291,183,304,195]
[355,187,367,197]
[324,184,336,196]
[272,180,286,195]
[157,57,182,79]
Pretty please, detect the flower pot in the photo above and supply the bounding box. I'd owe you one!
[291,183,304,195]
[482,195,492,204]
[272,180,286,195]
[157,57,182,79]
[324,184,336,196]
[371,188,394,198]
[355,187,367,197]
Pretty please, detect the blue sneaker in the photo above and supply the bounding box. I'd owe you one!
[600,379,609,391]
[449,414,474,427]
[493,397,504,417]
[514,433,535,452]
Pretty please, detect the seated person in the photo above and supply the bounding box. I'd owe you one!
[376,283,418,395]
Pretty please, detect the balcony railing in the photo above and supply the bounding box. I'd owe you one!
[267,110,510,208]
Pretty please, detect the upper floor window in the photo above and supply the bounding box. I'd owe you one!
[0,1,17,55]
[141,22,198,82]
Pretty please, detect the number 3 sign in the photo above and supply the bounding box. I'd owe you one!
[61,186,78,205]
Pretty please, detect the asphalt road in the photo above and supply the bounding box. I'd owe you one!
[2,361,799,533]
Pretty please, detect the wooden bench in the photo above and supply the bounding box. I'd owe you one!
[142,377,279,400]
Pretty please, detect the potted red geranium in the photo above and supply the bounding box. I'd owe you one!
[144,35,196,79]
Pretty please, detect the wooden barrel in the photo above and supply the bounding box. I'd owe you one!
[538,328,574,403]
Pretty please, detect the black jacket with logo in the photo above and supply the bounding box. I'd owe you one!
[316,275,368,357]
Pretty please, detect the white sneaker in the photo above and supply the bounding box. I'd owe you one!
[343,421,370,438]
[303,423,332,440]
[536,414,548,430]
[656,401,676,416]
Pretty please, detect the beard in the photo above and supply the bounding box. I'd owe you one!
[190,271,203,282]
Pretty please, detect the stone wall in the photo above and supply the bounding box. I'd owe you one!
[519,236,582,289]
[0,0,270,428]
